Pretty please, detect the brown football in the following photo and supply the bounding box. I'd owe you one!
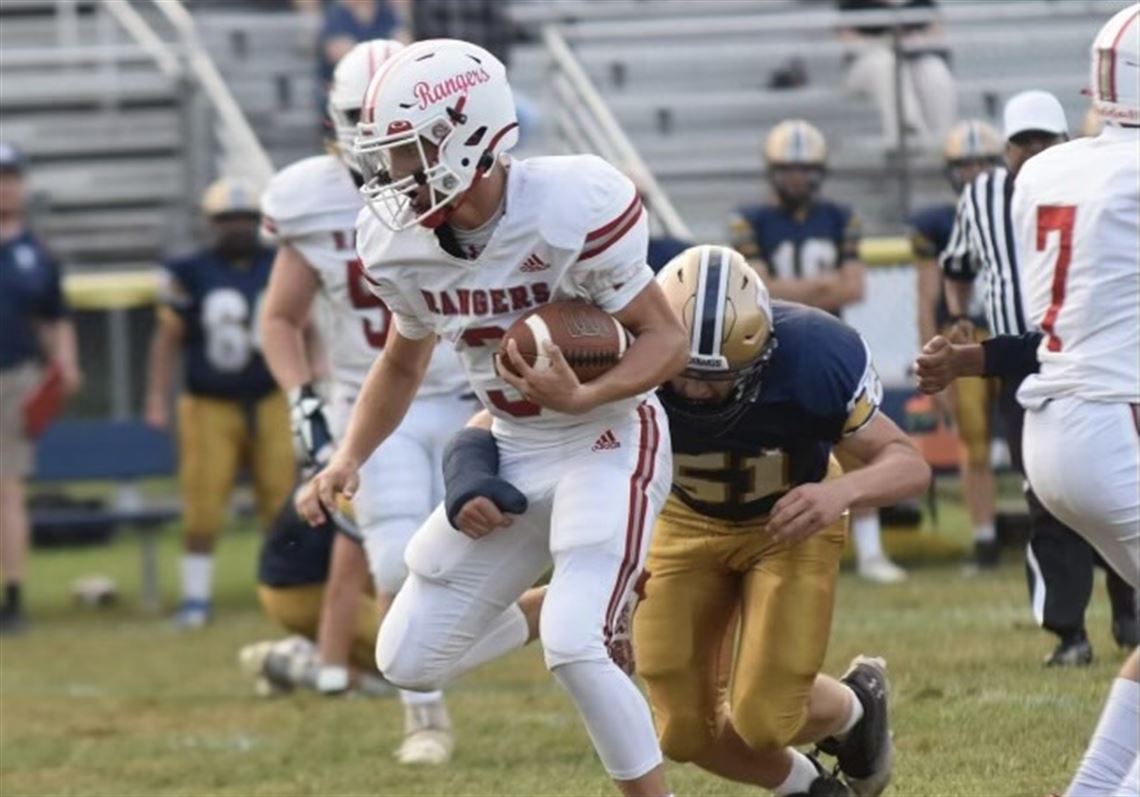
[498,300,629,383]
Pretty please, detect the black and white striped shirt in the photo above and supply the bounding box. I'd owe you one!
[939,167,1028,335]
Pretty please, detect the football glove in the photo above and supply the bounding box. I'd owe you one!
[288,383,334,475]
[442,428,528,530]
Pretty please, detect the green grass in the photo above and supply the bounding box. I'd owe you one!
[0,490,1124,797]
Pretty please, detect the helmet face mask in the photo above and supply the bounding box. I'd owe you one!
[354,39,519,231]
[1089,5,1139,125]
[769,164,825,209]
[942,119,1004,191]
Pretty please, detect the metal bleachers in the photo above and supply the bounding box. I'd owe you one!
[0,1,193,270]
[507,0,1107,241]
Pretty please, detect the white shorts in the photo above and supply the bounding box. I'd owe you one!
[330,382,477,593]
[1023,397,1140,588]
[378,396,672,684]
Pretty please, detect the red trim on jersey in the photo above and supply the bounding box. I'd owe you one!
[579,204,644,261]
[586,194,641,242]
[1107,8,1139,103]
[1131,404,1139,438]
[603,402,660,644]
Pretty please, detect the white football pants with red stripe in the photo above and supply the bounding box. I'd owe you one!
[376,397,672,780]
[331,383,477,594]
[1023,397,1140,589]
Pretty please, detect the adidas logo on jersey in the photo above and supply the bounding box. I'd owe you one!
[520,253,549,272]
[591,429,620,451]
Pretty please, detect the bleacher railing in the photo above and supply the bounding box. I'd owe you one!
[542,26,692,241]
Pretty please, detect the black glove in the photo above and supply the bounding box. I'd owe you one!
[288,383,334,476]
[443,428,528,530]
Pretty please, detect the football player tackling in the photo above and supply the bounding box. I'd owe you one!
[447,247,931,796]
[296,39,688,797]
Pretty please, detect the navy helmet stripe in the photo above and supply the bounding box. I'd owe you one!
[697,248,723,355]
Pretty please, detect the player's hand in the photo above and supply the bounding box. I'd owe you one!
[296,455,360,527]
[945,319,976,344]
[768,481,852,545]
[144,395,169,430]
[453,496,514,539]
[915,335,958,394]
[497,339,596,414]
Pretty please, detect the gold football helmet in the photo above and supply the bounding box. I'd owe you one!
[764,119,828,167]
[942,120,1002,191]
[764,119,827,207]
[656,245,776,428]
[200,177,261,218]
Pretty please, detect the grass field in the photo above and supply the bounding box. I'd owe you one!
[0,489,1124,797]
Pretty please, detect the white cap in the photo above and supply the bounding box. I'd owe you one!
[1003,90,1069,139]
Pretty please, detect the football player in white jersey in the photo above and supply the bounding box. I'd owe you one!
[297,39,688,797]
[259,39,479,766]
[1012,6,1140,796]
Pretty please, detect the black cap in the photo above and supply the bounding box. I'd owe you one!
[0,142,27,175]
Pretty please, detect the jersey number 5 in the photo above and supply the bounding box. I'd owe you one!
[1036,205,1076,353]
[346,259,390,349]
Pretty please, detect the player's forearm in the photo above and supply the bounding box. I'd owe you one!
[916,260,940,345]
[579,324,687,410]
[942,278,972,319]
[261,315,313,392]
[767,274,849,312]
[837,440,931,510]
[144,326,180,404]
[38,319,79,377]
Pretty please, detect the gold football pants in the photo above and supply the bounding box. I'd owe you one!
[257,585,379,673]
[178,391,293,540]
[634,481,846,761]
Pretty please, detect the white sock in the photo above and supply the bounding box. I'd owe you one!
[852,511,883,564]
[400,689,444,706]
[180,553,214,603]
[834,683,865,739]
[1065,678,1140,797]
[774,749,820,796]
[316,665,349,694]
[1117,754,1140,797]
[973,522,997,543]
[550,659,663,781]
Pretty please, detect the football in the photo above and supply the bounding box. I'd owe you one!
[497,300,630,383]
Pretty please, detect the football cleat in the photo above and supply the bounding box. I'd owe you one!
[396,700,454,766]
[172,599,211,630]
[818,655,893,797]
[789,757,854,797]
[856,556,908,585]
[1044,634,1093,667]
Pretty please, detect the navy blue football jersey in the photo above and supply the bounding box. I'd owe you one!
[729,200,860,282]
[909,203,986,328]
[664,302,881,521]
[0,230,66,370]
[162,245,278,400]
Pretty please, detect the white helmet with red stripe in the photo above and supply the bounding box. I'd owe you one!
[327,39,405,170]
[353,38,519,230]
[1089,3,1139,125]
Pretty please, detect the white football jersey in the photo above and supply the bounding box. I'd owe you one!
[1013,125,1140,406]
[356,154,653,440]
[262,154,465,395]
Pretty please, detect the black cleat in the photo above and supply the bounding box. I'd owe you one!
[1112,617,1139,649]
[1044,634,1093,667]
[817,655,893,797]
[972,539,1001,569]
[788,759,853,797]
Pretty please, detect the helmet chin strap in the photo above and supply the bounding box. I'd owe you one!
[417,129,514,230]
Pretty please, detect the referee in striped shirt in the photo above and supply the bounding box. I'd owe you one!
[938,91,1137,666]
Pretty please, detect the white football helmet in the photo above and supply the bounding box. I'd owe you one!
[327,39,404,173]
[353,38,519,230]
[1089,4,1139,125]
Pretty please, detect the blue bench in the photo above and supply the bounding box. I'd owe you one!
[32,419,179,611]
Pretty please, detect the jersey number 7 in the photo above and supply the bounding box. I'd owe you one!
[1036,205,1076,353]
